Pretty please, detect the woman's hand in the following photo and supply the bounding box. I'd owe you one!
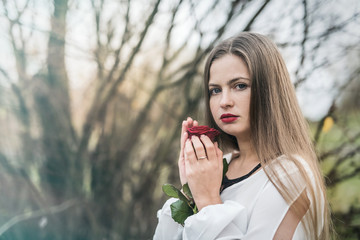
[178,117,198,186]
[184,135,223,211]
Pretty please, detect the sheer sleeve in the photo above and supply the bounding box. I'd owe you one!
[154,199,248,240]
[240,178,305,240]
[182,200,247,239]
[153,183,305,240]
[153,198,183,240]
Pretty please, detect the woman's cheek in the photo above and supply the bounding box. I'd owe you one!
[209,100,217,119]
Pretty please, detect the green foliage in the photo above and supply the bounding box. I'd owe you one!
[309,110,360,238]
[182,183,193,199]
[170,199,194,225]
[162,183,197,225]
[222,158,229,182]
[162,184,189,203]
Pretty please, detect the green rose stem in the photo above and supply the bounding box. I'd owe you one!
[162,158,229,225]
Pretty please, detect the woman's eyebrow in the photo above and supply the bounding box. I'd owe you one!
[209,77,250,87]
[228,77,250,85]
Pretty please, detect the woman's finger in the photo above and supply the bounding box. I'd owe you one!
[191,136,207,160]
[214,142,223,165]
[200,135,217,162]
[187,117,193,128]
[180,121,187,149]
[185,139,197,164]
[214,142,221,155]
[180,117,193,152]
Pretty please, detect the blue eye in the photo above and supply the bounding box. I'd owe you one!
[236,83,248,90]
[209,88,221,96]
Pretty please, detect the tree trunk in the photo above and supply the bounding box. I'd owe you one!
[35,0,79,205]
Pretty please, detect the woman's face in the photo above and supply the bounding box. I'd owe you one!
[209,54,251,139]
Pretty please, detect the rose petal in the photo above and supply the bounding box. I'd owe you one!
[187,126,220,142]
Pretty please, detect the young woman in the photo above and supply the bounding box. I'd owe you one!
[154,32,330,239]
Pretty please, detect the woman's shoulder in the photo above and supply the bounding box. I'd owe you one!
[265,155,316,196]
[267,154,313,177]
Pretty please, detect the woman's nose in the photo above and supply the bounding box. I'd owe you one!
[220,91,234,108]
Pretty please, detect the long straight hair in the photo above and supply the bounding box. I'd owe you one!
[203,32,331,239]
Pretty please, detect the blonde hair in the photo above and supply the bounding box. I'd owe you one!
[203,32,331,239]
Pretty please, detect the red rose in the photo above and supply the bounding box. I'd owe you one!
[187,126,220,142]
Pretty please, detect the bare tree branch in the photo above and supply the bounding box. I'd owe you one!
[91,0,105,81]
[313,68,360,143]
[279,11,360,48]
[243,0,272,31]
[78,0,162,166]
[0,199,77,236]
[294,0,309,88]
[105,0,131,84]
[326,145,360,187]
[319,131,360,161]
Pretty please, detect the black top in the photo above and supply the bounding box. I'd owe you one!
[220,163,262,193]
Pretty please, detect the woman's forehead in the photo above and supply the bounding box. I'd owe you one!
[209,55,250,84]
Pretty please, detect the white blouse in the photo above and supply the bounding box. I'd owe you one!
[153,156,322,240]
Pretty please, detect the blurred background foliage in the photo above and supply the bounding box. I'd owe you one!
[0,0,359,239]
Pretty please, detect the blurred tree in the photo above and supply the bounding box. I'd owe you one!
[316,52,360,239]
[0,0,359,239]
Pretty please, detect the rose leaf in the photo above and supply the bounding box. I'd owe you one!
[162,184,180,198]
[162,184,189,203]
[170,199,194,225]
[182,183,193,199]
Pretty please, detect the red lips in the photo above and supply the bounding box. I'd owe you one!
[220,113,238,123]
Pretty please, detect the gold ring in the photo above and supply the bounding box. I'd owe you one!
[198,156,207,160]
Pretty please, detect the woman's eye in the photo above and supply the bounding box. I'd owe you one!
[235,83,248,90]
[209,88,221,95]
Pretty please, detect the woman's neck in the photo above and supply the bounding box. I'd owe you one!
[235,135,257,162]
[226,136,260,179]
